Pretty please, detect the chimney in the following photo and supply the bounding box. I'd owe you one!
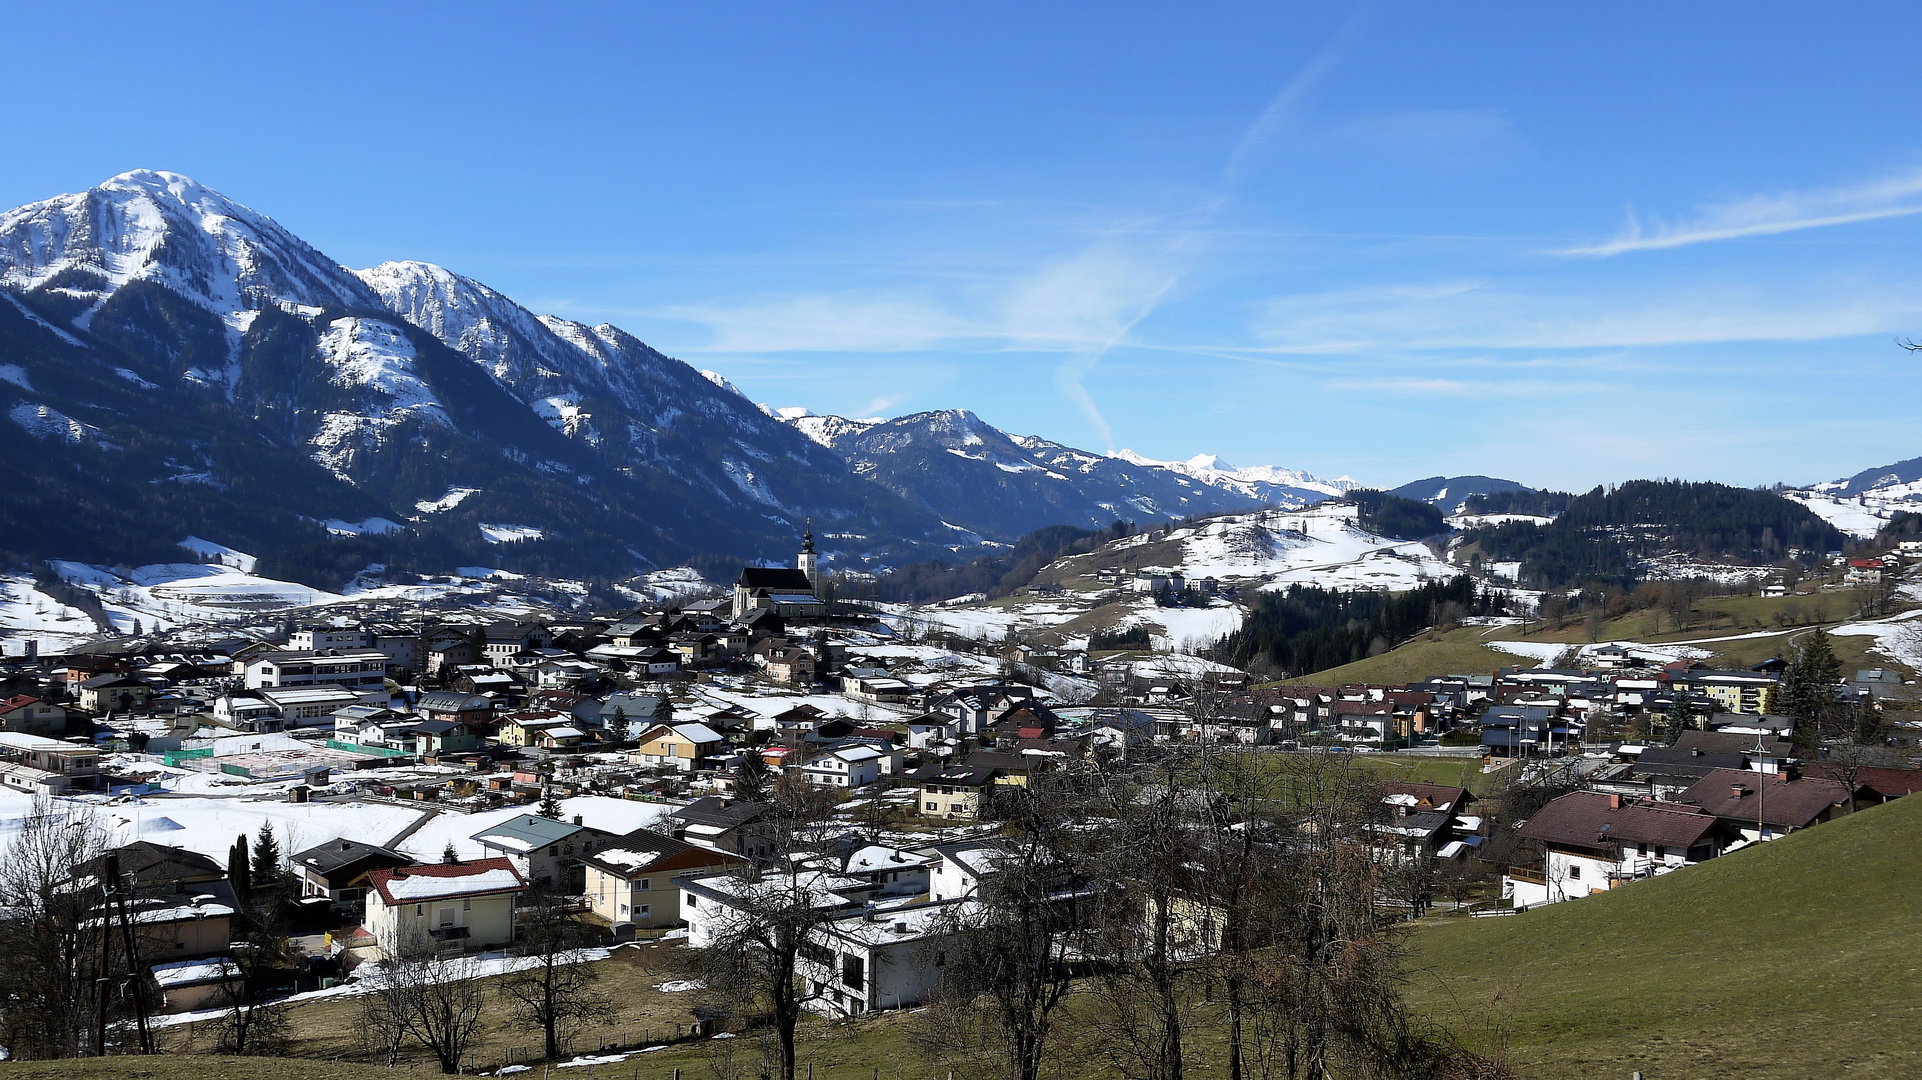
[1731,784,1747,799]
[573,814,584,826]
[1608,794,1621,810]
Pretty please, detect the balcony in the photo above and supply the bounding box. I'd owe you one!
[1506,866,1547,885]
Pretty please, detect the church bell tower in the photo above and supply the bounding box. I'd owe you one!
[798,519,820,597]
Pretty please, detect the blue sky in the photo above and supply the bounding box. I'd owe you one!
[9,2,1922,491]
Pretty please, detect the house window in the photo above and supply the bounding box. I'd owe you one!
[619,903,629,915]
[637,904,649,917]
[1567,864,1581,880]
[686,895,698,907]
[1654,846,1667,859]
[462,899,471,911]
[638,878,651,892]
[416,904,424,916]
[927,802,939,812]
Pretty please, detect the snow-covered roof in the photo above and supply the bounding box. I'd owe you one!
[367,858,526,905]
[151,957,240,988]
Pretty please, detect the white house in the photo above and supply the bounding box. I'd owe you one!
[1506,792,1732,908]
[362,858,526,956]
[804,745,884,788]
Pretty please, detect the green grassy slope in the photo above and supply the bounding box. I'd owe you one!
[1406,793,1922,1080]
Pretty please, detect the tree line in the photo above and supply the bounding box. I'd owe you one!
[1212,576,1507,680]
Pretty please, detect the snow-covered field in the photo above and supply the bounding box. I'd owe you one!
[1785,488,1918,540]
[1829,609,1922,672]
[0,572,102,654]
[0,788,428,862]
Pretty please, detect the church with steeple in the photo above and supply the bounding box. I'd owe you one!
[730,522,828,621]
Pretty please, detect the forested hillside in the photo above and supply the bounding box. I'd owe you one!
[1213,576,1507,679]
[1463,480,1844,587]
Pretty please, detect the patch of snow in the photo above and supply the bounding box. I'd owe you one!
[480,523,545,544]
[0,364,30,390]
[416,487,480,513]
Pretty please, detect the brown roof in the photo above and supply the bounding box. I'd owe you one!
[1678,768,1854,830]
[1516,791,1724,851]
[1799,763,1922,800]
[1376,781,1473,812]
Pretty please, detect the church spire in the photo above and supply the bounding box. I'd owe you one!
[801,517,814,554]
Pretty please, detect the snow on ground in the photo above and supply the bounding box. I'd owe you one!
[0,790,428,863]
[416,486,480,513]
[1446,514,1556,529]
[480,523,545,544]
[1782,490,1906,540]
[51,560,344,631]
[1128,653,1244,680]
[314,517,404,536]
[1129,599,1245,652]
[616,567,714,604]
[1829,609,1922,671]
[1074,505,1456,592]
[0,572,101,654]
[397,795,681,862]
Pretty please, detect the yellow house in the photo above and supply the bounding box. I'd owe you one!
[628,722,727,772]
[916,765,995,820]
[1689,672,1779,715]
[495,711,572,747]
[583,832,742,930]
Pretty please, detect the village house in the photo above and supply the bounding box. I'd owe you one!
[0,694,66,735]
[292,838,415,909]
[417,692,496,727]
[413,718,484,758]
[670,796,775,858]
[629,721,728,772]
[243,649,388,692]
[1506,791,1735,908]
[583,830,743,931]
[1677,767,1864,844]
[0,731,102,794]
[363,858,527,957]
[804,744,884,788]
[470,814,618,890]
[78,673,150,713]
[764,646,817,686]
[915,764,996,819]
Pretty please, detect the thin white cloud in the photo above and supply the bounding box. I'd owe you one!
[1251,278,1922,351]
[1558,166,1922,256]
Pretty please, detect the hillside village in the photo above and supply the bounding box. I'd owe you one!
[0,500,1919,1074]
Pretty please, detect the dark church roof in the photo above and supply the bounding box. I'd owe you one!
[735,567,815,591]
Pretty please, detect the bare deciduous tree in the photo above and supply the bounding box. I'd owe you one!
[0,797,112,1058]
[694,779,841,1080]
[375,937,490,1074]
[500,887,613,1059]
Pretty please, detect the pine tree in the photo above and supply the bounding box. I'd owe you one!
[251,824,282,885]
[651,695,673,727]
[537,783,563,820]
[1668,689,1696,745]
[443,841,461,864]
[228,834,253,902]
[733,749,771,803]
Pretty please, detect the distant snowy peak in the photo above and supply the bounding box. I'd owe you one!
[1113,448,1356,503]
[701,370,747,398]
[771,408,882,449]
[0,169,378,319]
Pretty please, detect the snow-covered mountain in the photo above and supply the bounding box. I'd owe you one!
[0,171,959,581]
[773,408,1348,540]
[1112,449,1357,506]
[1784,455,1922,539]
